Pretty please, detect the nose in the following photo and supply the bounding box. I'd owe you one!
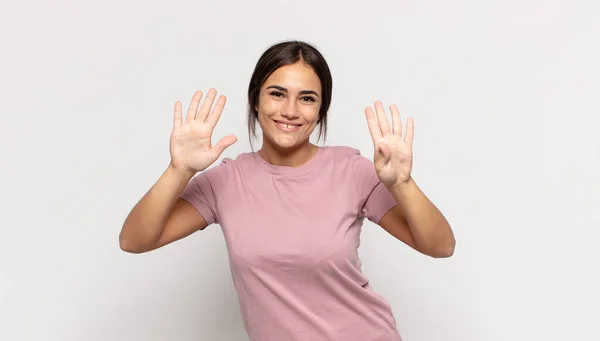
[281,99,300,120]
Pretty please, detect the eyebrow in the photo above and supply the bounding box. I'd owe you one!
[266,85,320,97]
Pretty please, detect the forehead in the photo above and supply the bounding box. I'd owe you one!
[264,62,322,92]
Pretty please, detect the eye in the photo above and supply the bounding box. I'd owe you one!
[301,96,316,102]
[269,91,284,98]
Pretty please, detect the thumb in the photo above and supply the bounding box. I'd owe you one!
[212,134,238,157]
[377,142,392,162]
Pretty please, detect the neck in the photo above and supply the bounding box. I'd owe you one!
[258,140,318,167]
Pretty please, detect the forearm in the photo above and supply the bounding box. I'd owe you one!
[387,177,455,257]
[120,164,195,250]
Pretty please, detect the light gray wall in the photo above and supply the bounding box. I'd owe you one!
[1,0,598,340]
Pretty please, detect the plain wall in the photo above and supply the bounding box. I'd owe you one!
[1,0,598,340]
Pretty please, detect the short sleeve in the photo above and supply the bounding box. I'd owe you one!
[179,159,231,226]
[351,151,397,224]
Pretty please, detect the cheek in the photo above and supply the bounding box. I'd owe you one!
[258,99,282,115]
[300,107,320,123]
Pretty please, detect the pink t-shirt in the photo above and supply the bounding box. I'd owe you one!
[180,145,402,341]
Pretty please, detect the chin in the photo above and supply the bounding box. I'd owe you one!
[263,131,307,151]
[268,135,303,150]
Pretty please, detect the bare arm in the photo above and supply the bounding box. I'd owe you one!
[119,164,207,253]
[119,88,237,253]
[364,101,455,258]
[378,179,455,258]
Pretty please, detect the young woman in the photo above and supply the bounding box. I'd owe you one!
[120,40,455,341]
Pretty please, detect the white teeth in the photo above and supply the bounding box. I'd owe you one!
[277,122,299,129]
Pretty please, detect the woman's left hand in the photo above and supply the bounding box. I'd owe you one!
[365,101,414,187]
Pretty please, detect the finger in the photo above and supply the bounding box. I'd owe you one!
[211,134,238,157]
[390,104,403,137]
[174,101,182,127]
[187,90,203,122]
[365,107,382,144]
[374,101,391,135]
[404,117,415,146]
[206,95,227,127]
[197,88,217,121]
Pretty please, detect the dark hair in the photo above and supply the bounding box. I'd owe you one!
[247,40,333,148]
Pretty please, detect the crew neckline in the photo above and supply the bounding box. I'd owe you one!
[253,146,326,176]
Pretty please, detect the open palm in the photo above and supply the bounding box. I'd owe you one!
[170,89,237,173]
[365,101,414,187]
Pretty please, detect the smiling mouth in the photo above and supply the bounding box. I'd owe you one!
[274,120,302,129]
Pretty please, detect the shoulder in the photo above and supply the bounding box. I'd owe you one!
[191,152,244,182]
[316,145,377,189]
[209,151,256,170]
[322,145,367,163]
[324,145,379,187]
[200,151,263,181]
[322,145,361,158]
[322,145,374,169]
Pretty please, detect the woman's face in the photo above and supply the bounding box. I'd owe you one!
[256,62,322,150]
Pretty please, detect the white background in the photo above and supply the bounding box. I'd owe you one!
[1,0,598,340]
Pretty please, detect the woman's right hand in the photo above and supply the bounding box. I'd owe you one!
[169,89,238,174]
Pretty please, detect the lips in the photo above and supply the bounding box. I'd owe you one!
[273,120,302,132]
